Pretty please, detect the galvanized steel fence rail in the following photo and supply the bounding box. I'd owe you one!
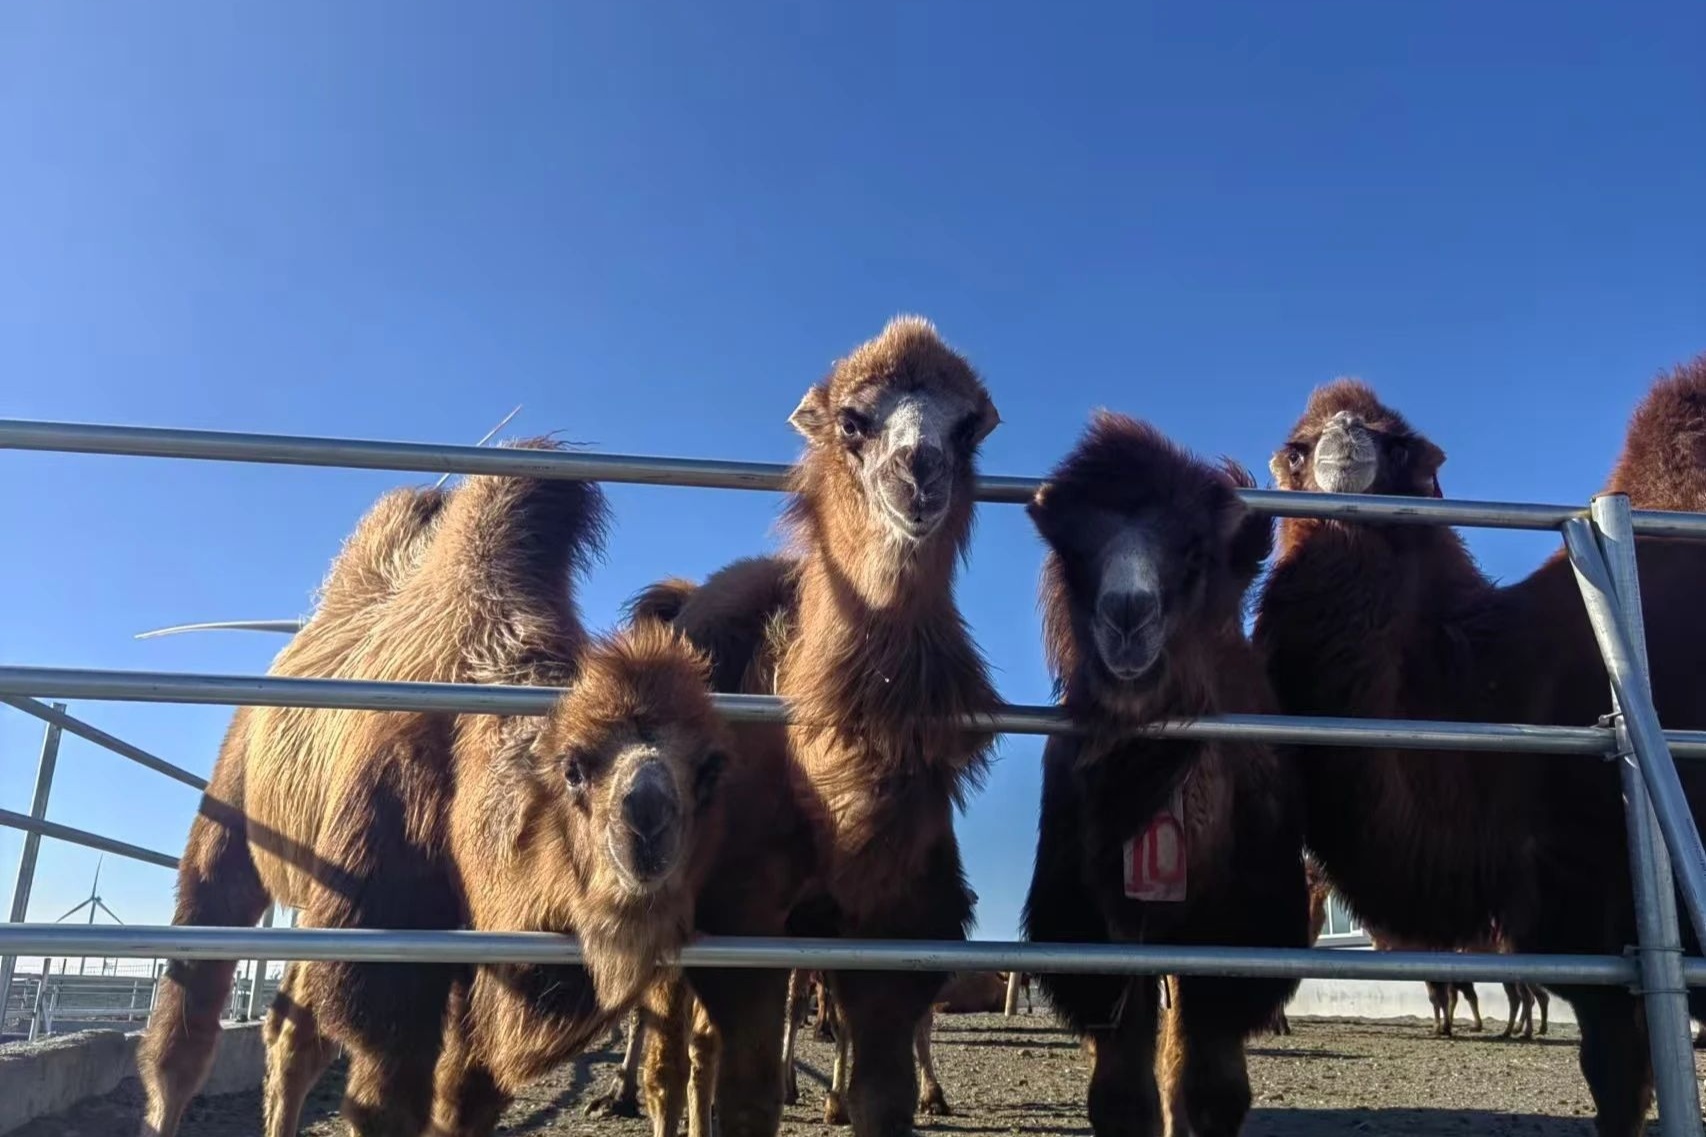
[2,416,1704,1130]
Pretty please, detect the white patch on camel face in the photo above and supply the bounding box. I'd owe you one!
[859,391,969,544]
[1098,529,1162,608]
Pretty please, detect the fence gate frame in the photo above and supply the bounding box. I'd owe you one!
[2,416,1705,1131]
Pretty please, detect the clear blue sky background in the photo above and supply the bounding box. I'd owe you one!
[2,2,1703,952]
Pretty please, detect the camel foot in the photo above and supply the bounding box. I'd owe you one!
[919,1087,951,1117]
[584,1080,642,1120]
[823,1092,850,1126]
[783,1077,799,1107]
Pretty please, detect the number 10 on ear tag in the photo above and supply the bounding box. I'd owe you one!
[1123,786,1187,902]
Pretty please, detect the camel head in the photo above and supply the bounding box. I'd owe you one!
[1271,380,1445,499]
[1030,412,1271,716]
[530,623,727,900]
[788,316,999,563]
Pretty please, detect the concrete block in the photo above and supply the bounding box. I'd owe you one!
[0,1021,266,1134]
[0,1028,137,1135]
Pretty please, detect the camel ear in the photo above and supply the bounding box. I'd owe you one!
[788,385,832,444]
[1412,438,1446,498]
[1219,495,1273,586]
[970,395,1001,446]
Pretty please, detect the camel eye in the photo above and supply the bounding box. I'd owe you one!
[1285,445,1307,470]
[838,409,869,442]
[564,752,591,792]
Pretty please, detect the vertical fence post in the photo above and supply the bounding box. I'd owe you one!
[244,903,274,1021]
[0,702,66,1026]
[1591,494,1702,1135]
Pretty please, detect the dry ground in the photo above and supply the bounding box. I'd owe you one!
[17,1011,1703,1136]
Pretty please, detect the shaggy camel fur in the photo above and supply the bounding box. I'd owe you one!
[1023,413,1308,1137]
[138,448,735,1137]
[633,317,1003,1137]
[1253,359,1706,1136]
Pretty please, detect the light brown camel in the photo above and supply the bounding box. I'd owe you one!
[137,448,735,1137]
[632,316,1003,1137]
[1266,853,1332,1036]
[1252,358,1706,1136]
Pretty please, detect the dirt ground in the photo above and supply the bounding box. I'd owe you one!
[16,1011,1701,1136]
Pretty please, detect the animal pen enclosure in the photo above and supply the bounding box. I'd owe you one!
[2,417,1706,1132]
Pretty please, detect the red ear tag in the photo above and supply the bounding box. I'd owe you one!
[1123,784,1187,902]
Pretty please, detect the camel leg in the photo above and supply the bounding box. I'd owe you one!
[427,983,511,1137]
[340,1043,439,1136]
[137,795,270,1137]
[1459,983,1483,1033]
[1157,990,1189,1137]
[688,965,788,1137]
[915,1010,949,1116]
[1534,986,1550,1037]
[687,999,720,1137]
[261,963,338,1137]
[781,969,807,1106]
[830,968,944,1137]
[813,975,836,1042]
[1168,975,1272,1137]
[640,977,693,1137]
[1084,976,1162,1137]
[587,1006,647,1118]
[1565,986,1653,1137]
[824,1001,852,1126]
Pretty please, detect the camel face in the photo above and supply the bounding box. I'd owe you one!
[1271,379,1446,499]
[534,627,727,901]
[1031,411,1270,715]
[789,315,999,550]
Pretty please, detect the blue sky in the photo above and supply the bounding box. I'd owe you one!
[2,1,1703,950]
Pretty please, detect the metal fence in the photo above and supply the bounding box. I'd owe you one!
[1,417,1704,1130]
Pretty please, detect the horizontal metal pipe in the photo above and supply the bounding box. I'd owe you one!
[0,924,1668,985]
[8,419,1706,536]
[1,696,208,791]
[4,664,1704,756]
[0,811,180,871]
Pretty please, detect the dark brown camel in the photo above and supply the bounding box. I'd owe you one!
[1252,357,1706,1136]
[1022,412,1310,1137]
[1267,853,1332,1036]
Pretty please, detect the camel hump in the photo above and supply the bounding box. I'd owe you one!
[1605,353,1706,513]
[668,555,799,693]
[421,436,612,599]
[624,578,699,627]
[312,485,450,624]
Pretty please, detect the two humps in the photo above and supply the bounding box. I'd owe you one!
[135,459,732,1137]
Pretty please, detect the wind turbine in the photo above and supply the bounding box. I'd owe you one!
[56,857,125,975]
[133,405,523,641]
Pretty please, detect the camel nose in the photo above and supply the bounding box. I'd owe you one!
[1097,589,1161,640]
[622,765,680,847]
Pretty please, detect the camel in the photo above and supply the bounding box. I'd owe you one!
[1022,412,1310,1137]
[1363,923,1552,1040]
[137,447,737,1137]
[1266,853,1332,1036]
[1252,357,1706,1136]
[632,316,1003,1137]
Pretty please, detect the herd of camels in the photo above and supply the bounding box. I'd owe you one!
[132,317,1706,1137]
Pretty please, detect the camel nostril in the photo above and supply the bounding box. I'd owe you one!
[1097,590,1160,638]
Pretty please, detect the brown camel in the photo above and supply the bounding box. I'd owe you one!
[1022,412,1309,1137]
[632,316,1003,1137]
[1266,853,1332,1036]
[1364,922,1552,1040]
[138,448,735,1137]
[1252,357,1706,1136]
